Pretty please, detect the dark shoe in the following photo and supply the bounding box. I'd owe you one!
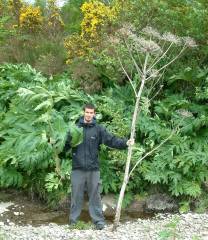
[95,223,105,230]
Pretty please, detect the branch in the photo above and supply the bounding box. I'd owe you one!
[128,115,190,178]
[145,44,186,82]
[135,45,145,70]
[118,56,137,97]
[147,39,169,69]
[124,39,143,77]
[143,52,149,75]
[148,84,163,102]
[156,45,187,74]
[147,69,165,98]
[147,42,174,74]
[129,128,176,178]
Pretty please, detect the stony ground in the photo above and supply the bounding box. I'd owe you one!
[0,213,208,240]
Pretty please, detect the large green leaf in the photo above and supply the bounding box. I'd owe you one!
[68,123,83,147]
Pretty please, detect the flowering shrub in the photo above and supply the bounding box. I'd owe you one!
[64,34,89,64]
[45,0,64,33]
[19,5,43,32]
[65,0,121,64]
[80,0,117,39]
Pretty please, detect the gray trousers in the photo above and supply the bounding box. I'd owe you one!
[70,170,105,225]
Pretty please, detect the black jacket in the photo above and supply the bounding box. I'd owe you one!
[63,116,128,171]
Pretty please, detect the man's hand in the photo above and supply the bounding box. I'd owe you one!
[126,138,135,146]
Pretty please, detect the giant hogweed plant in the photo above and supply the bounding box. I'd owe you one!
[108,25,197,228]
[0,64,85,197]
[97,67,208,212]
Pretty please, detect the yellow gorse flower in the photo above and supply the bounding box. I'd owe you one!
[80,0,117,39]
[65,0,124,64]
[19,5,43,32]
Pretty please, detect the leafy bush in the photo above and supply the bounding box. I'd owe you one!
[138,67,208,198]
[0,64,86,204]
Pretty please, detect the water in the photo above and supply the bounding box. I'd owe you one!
[0,189,154,226]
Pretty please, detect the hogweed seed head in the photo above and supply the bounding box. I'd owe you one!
[117,24,197,57]
[162,32,182,45]
[142,26,162,39]
[134,36,163,55]
[118,26,134,38]
[118,24,163,55]
[182,37,197,47]
[108,35,120,45]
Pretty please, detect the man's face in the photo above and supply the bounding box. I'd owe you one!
[84,108,95,123]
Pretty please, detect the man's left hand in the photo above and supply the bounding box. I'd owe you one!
[126,138,135,146]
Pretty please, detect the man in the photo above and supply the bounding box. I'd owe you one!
[63,103,134,230]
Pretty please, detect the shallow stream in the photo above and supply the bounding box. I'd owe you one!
[0,189,153,226]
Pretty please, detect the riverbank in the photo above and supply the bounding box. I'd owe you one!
[0,190,208,239]
[0,212,208,240]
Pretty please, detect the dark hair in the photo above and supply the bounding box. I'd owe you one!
[83,103,96,111]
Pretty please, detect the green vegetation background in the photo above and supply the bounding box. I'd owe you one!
[0,0,208,211]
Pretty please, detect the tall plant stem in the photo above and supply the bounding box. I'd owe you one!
[113,53,149,230]
[113,78,147,230]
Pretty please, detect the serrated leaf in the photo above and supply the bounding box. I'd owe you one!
[34,100,53,111]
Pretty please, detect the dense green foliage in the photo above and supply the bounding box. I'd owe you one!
[0,0,208,209]
[0,63,208,206]
[0,64,86,203]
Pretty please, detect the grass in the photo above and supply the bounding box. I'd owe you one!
[66,221,93,230]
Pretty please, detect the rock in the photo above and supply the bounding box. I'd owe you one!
[127,197,146,214]
[101,194,117,217]
[0,202,14,214]
[14,212,24,216]
[145,193,178,212]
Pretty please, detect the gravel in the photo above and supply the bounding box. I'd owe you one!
[0,213,208,240]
